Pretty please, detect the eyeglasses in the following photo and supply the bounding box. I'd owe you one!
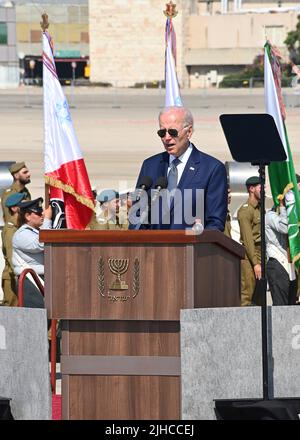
[157,126,189,138]
[29,210,43,216]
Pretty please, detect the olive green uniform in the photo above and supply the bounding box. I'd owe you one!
[224,211,232,239]
[237,198,261,306]
[89,207,129,230]
[1,182,31,306]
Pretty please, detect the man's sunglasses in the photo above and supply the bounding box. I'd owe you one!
[157,126,188,138]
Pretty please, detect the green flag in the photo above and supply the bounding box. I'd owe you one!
[264,41,300,267]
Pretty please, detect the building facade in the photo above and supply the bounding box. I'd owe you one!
[0,0,89,86]
[89,0,300,88]
[89,0,192,87]
[188,0,300,87]
[0,3,18,87]
[1,0,299,88]
[15,0,89,58]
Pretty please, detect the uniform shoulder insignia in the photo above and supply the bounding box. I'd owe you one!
[5,189,11,193]
[243,204,248,207]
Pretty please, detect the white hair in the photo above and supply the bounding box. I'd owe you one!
[159,106,194,128]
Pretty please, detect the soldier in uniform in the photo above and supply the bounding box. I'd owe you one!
[1,162,31,224]
[224,187,232,239]
[12,198,52,308]
[1,193,27,306]
[1,162,31,306]
[237,176,261,306]
[90,189,128,230]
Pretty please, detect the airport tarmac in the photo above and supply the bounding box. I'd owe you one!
[1,85,300,200]
[1,86,298,395]
[1,85,299,299]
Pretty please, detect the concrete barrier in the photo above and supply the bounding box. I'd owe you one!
[0,307,51,419]
[181,306,300,420]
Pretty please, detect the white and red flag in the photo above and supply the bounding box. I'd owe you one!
[43,31,94,229]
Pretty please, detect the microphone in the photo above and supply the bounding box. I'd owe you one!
[136,176,153,201]
[192,220,204,235]
[151,176,168,203]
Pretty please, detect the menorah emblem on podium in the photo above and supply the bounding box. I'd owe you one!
[108,258,129,290]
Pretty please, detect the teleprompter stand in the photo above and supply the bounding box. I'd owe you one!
[216,113,300,420]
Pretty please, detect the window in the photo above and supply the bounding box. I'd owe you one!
[0,22,8,45]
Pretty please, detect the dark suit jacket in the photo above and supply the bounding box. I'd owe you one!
[131,144,227,231]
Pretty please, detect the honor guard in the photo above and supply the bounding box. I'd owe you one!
[1,192,27,306]
[89,189,128,230]
[12,198,52,308]
[237,176,261,306]
[1,162,31,306]
[1,162,31,225]
[224,186,232,239]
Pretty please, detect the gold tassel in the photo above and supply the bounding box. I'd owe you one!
[292,252,300,264]
[277,182,294,201]
[45,175,94,210]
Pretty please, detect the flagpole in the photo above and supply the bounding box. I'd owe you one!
[41,13,50,208]
[258,163,269,400]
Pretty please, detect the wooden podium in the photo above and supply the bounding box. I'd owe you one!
[40,230,244,420]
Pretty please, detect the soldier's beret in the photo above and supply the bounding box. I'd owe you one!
[5,192,27,208]
[97,189,119,203]
[245,176,260,187]
[18,197,44,214]
[9,162,27,175]
[296,174,300,183]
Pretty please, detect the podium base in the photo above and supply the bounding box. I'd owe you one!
[215,398,300,420]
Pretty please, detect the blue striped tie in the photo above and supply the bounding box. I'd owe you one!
[167,158,181,193]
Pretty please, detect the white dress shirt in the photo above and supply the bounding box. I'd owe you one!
[265,206,296,280]
[12,218,52,276]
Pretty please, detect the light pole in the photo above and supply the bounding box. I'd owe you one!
[70,61,77,108]
[18,52,25,85]
[29,59,36,85]
[71,61,77,85]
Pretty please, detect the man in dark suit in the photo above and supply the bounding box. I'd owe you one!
[130,106,227,231]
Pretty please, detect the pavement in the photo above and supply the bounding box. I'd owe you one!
[1,85,300,201]
[0,86,297,403]
[1,85,300,301]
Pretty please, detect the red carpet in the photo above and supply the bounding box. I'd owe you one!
[52,394,62,420]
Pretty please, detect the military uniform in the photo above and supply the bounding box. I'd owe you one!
[89,208,128,230]
[1,173,31,306]
[1,181,31,226]
[237,198,261,306]
[12,198,51,309]
[88,189,129,230]
[1,217,18,306]
[224,211,232,239]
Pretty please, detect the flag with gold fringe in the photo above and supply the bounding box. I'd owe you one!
[43,30,94,229]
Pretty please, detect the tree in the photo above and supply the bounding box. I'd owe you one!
[284,14,300,64]
[219,52,291,88]
[219,54,264,88]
